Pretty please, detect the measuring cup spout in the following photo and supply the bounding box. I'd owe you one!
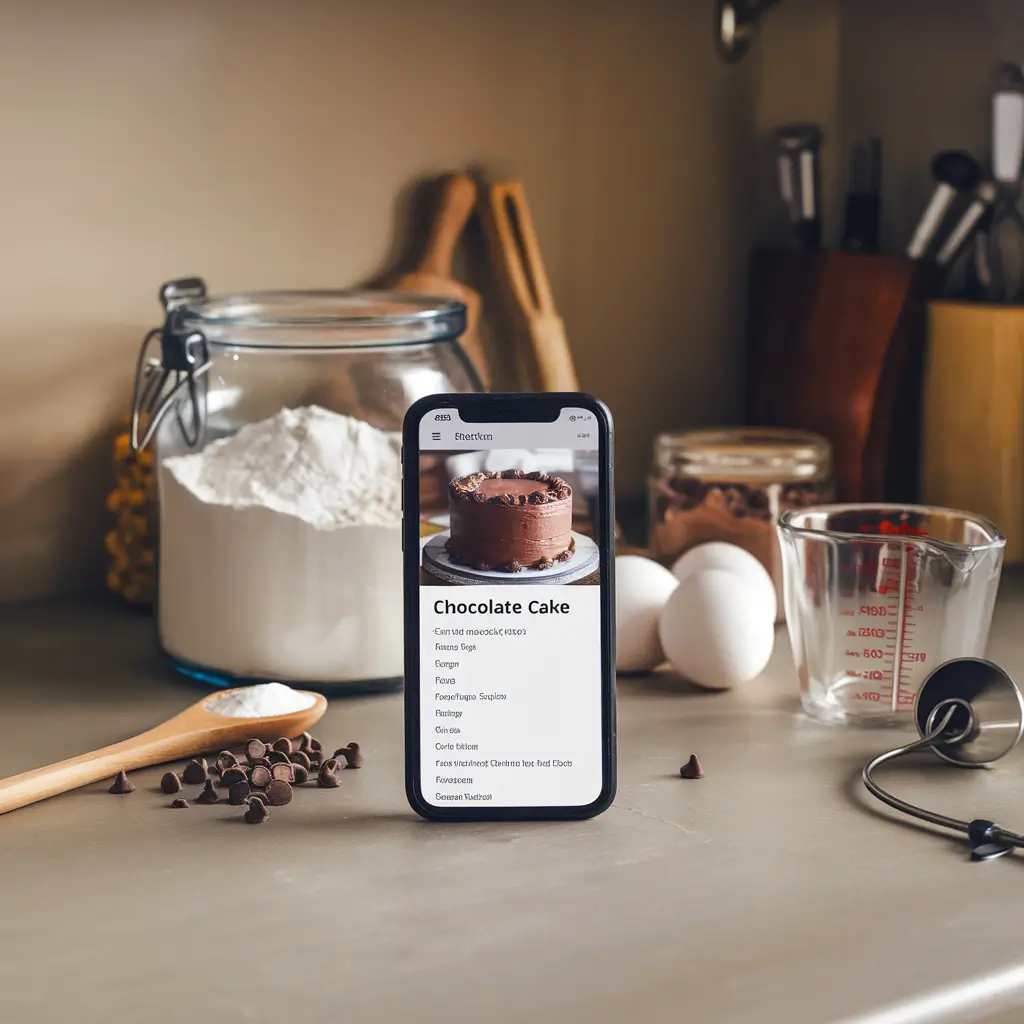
[924,539,979,575]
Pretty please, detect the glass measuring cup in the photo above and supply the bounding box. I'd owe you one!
[778,504,1005,726]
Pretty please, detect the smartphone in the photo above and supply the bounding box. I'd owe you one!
[402,392,616,821]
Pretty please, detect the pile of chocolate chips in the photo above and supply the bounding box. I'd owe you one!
[655,477,825,521]
[108,732,363,824]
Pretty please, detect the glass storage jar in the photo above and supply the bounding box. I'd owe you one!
[648,427,834,622]
[131,278,479,692]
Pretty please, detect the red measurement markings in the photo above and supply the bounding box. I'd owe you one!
[858,520,929,537]
[894,547,921,709]
[860,605,888,616]
[872,544,910,711]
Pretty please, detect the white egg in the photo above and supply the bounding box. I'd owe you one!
[658,568,775,689]
[615,555,679,672]
[671,542,776,624]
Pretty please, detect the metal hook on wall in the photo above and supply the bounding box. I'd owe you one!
[716,0,782,63]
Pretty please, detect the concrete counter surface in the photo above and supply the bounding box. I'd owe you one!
[3,583,1024,1024]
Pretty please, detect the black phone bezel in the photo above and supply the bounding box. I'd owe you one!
[402,392,616,822]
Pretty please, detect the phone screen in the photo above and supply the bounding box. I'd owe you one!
[413,406,606,809]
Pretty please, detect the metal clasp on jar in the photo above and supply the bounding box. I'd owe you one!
[130,277,213,452]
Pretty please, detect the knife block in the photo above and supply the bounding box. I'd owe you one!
[745,247,938,502]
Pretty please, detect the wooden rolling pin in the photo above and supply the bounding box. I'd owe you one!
[394,173,490,389]
[483,180,579,392]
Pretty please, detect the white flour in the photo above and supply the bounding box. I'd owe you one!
[158,406,404,683]
[206,682,316,717]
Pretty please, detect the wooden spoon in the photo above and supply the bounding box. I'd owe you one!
[0,688,328,815]
[393,173,491,389]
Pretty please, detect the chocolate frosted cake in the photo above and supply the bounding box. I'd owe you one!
[447,470,574,572]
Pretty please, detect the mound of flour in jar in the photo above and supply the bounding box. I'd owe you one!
[158,406,403,683]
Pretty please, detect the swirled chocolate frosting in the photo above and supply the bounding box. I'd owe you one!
[446,471,574,572]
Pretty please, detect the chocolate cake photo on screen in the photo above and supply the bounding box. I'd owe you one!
[446,470,575,573]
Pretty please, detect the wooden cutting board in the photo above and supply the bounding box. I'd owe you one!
[393,173,490,389]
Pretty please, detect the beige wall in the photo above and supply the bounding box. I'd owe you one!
[0,0,756,601]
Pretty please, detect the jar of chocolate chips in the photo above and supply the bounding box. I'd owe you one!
[649,428,834,622]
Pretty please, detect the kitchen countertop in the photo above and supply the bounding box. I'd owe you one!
[4,582,1024,1024]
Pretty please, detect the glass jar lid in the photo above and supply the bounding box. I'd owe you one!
[653,427,832,481]
[177,290,467,350]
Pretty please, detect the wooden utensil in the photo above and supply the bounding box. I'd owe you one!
[746,246,936,502]
[921,300,1024,562]
[483,180,579,392]
[393,173,490,389]
[0,688,327,815]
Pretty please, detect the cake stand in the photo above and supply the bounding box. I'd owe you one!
[420,531,599,585]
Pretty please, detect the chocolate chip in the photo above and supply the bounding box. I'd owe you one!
[271,762,294,782]
[272,737,293,754]
[298,731,313,751]
[267,751,290,766]
[221,767,248,788]
[289,750,311,770]
[266,780,293,806]
[171,798,189,809]
[160,772,182,794]
[292,765,309,785]
[308,738,323,753]
[336,743,363,768]
[679,754,704,779]
[244,800,270,824]
[196,780,219,804]
[216,750,240,772]
[317,760,341,788]
[248,791,269,806]
[229,781,252,805]
[250,766,272,789]
[245,739,267,762]
[181,759,207,785]
[109,770,134,795]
